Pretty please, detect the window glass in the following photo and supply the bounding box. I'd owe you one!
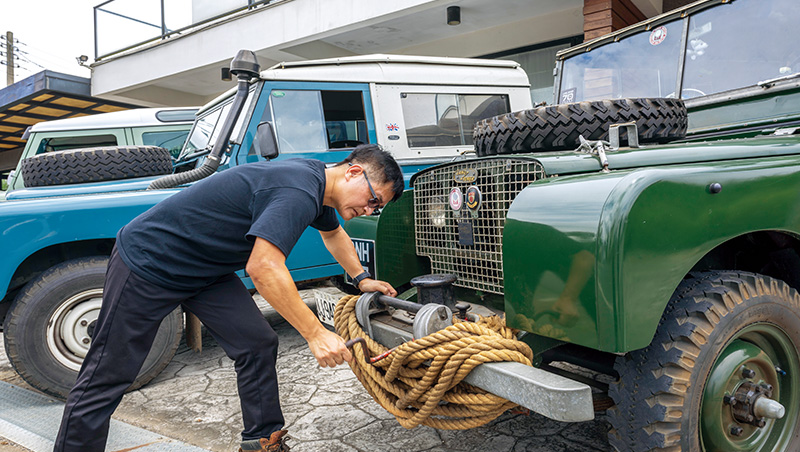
[180,86,256,159]
[142,130,190,159]
[682,0,800,98]
[155,109,196,122]
[182,107,222,156]
[37,134,118,154]
[560,20,683,102]
[270,90,328,153]
[458,95,510,145]
[208,103,233,149]
[401,94,509,148]
[402,94,460,147]
[231,86,258,143]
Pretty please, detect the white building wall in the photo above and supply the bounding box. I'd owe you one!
[90,0,662,107]
[93,0,451,106]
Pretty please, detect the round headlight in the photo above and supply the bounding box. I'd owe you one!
[430,202,447,228]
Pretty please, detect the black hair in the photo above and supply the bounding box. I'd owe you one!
[337,144,404,202]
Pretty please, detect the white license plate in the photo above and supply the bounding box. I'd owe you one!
[314,290,341,327]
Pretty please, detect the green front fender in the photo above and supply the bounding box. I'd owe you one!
[505,155,800,353]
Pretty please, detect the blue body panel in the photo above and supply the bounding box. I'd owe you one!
[0,80,442,300]
[0,186,177,296]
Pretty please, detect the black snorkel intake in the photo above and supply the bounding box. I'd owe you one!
[148,50,261,190]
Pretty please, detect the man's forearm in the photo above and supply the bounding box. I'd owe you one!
[250,265,326,341]
[320,227,365,278]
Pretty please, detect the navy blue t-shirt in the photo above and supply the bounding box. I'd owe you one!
[117,159,339,289]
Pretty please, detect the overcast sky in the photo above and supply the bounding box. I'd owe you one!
[1,1,98,84]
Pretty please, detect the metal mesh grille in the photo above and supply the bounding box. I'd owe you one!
[414,158,546,294]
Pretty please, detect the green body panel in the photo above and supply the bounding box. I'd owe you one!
[532,135,800,177]
[350,135,800,353]
[506,145,800,352]
[504,173,624,348]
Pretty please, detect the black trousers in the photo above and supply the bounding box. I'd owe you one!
[54,248,283,451]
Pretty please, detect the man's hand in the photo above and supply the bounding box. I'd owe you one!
[358,278,397,297]
[319,227,398,297]
[248,238,353,368]
[307,329,353,367]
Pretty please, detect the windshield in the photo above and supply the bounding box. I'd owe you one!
[682,0,800,96]
[560,20,682,102]
[558,0,800,102]
[178,86,258,161]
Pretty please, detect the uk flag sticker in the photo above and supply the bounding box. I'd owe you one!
[386,123,399,131]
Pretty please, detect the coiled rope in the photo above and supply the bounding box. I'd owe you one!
[333,294,534,430]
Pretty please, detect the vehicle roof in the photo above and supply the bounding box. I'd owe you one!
[29,107,199,133]
[261,54,529,85]
[201,54,530,114]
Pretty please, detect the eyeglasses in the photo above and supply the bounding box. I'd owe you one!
[350,163,382,209]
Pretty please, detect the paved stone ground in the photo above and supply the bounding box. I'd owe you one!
[0,284,612,452]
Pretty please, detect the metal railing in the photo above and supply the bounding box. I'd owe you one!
[93,0,283,61]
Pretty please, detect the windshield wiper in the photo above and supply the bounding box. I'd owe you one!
[175,145,212,164]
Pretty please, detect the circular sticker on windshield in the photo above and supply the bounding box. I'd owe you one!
[449,187,463,211]
[649,26,667,46]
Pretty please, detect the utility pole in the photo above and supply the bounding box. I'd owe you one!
[5,31,13,86]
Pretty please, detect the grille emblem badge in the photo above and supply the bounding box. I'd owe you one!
[453,168,478,183]
[449,187,463,211]
[465,186,482,211]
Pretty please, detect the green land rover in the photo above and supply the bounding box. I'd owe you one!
[333,0,800,450]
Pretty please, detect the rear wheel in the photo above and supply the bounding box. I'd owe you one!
[608,272,800,451]
[3,256,183,399]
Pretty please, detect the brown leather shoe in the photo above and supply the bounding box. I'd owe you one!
[238,429,289,452]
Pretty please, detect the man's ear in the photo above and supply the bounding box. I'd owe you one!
[346,163,363,179]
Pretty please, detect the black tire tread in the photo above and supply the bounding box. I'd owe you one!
[21,145,173,187]
[473,98,687,156]
[606,271,800,451]
[3,257,183,399]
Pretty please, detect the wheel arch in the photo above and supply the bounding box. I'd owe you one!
[689,230,800,293]
[1,239,115,310]
[597,157,800,353]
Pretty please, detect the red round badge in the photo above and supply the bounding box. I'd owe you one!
[449,187,463,211]
[649,26,667,46]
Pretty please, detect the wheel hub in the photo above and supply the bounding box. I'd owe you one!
[726,379,785,428]
[701,325,798,452]
[46,289,103,371]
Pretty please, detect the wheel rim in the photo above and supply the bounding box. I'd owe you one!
[701,323,800,451]
[46,289,103,371]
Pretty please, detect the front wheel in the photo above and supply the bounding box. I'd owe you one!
[608,271,800,451]
[3,256,183,399]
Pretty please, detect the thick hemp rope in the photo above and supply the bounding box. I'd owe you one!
[333,294,534,430]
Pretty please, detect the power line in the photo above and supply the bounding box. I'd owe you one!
[16,38,86,70]
[17,53,46,70]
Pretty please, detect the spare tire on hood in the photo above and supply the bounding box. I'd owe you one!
[473,97,687,156]
[21,145,173,187]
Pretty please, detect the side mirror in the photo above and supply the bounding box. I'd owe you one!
[253,121,279,160]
